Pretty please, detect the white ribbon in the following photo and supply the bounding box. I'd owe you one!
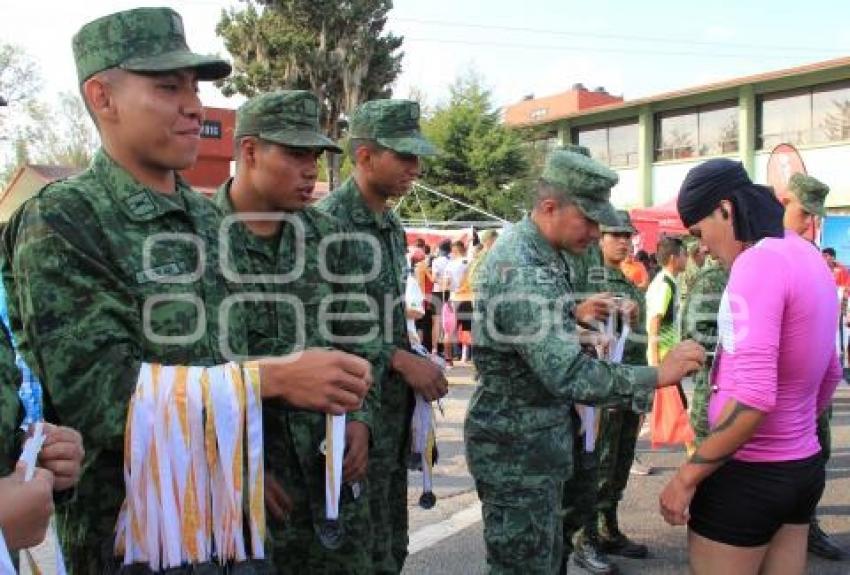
[411,394,436,494]
[117,362,264,571]
[578,313,630,453]
[0,528,14,575]
[325,414,346,521]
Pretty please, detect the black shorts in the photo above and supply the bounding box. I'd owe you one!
[688,452,825,547]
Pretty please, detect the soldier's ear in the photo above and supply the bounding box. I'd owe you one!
[83,70,123,127]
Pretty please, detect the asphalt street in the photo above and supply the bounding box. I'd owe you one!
[402,366,850,575]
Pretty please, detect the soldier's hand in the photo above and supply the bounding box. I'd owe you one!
[343,421,370,483]
[0,464,54,551]
[260,349,372,415]
[657,340,705,388]
[391,350,449,401]
[38,423,84,492]
[619,298,640,325]
[264,471,293,522]
[575,292,615,323]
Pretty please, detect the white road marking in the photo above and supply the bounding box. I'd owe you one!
[408,501,482,555]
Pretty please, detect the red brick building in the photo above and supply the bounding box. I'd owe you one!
[503,84,623,128]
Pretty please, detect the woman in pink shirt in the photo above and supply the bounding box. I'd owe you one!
[661,159,842,575]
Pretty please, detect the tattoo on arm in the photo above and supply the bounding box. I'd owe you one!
[688,401,759,465]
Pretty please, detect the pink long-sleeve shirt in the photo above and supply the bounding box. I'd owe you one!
[708,231,843,462]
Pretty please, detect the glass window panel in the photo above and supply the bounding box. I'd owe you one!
[608,121,639,167]
[576,127,609,165]
[813,82,850,143]
[759,90,811,150]
[698,103,739,156]
[657,110,698,160]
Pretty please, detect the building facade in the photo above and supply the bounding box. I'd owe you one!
[533,57,850,210]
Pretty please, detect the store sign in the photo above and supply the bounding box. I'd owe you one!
[201,120,222,139]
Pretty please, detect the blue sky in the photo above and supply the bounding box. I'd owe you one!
[1,0,849,111]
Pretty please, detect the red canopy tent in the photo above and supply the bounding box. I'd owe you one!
[629,197,687,253]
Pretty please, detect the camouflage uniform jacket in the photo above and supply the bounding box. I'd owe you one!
[679,259,728,441]
[0,328,20,476]
[213,179,379,422]
[583,259,648,368]
[316,178,412,441]
[1,149,251,568]
[465,216,657,482]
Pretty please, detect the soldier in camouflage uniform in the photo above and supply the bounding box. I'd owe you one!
[318,99,449,574]
[559,212,650,574]
[216,90,382,574]
[465,146,704,574]
[1,8,370,573]
[678,238,708,306]
[680,256,728,446]
[780,173,846,561]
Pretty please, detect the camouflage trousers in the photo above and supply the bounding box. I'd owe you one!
[477,474,565,574]
[562,406,641,553]
[267,411,373,575]
[595,407,641,526]
[368,376,414,574]
[561,441,599,554]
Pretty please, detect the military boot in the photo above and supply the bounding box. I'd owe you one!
[808,516,846,561]
[597,508,649,559]
[572,532,619,575]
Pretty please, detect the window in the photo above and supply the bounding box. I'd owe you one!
[813,83,850,144]
[655,102,738,161]
[574,120,638,167]
[576,126,609,165]
[657,111,697,160]
[607,122,639,167]
[759,89,811,149]
[697,104,738,156]
[758,81,850,149]
[529,108,549,121]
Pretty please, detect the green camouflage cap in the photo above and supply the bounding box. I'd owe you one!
[788,173,829,217]
[348,99,437,156]
[600,209,636,234]
[235,91,341,152]
[541,146,620,227]
[72,7,231,84]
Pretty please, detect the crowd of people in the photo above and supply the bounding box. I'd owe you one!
[0,6,846,575]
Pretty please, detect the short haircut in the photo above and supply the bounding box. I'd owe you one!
[656,236,685,266]
[80,68,125,129]
[823,247,837,258]
[349,138,381,161]
[415,238,426,248]
[439,239,451,254]
[533,179,575,209]
[452,240,465,251]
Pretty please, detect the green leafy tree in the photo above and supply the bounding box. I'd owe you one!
[216,0,403,188]
[405,73,530,223]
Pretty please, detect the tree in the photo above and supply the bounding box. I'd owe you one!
[820,98,850,142]
[35,92,98,168]
[404,73,530,223]
[216,0,403,188]
[0,43,42,139]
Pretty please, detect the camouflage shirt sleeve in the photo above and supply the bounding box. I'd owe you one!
[0,342,20,476]
[4,190,141,453]
[323,217,382,430]
[680,264,729,348]
[490,263,657,412]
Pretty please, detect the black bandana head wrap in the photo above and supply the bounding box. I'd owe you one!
[677,158,784,243]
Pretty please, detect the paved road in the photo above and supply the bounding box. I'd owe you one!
[403,367,850,574]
